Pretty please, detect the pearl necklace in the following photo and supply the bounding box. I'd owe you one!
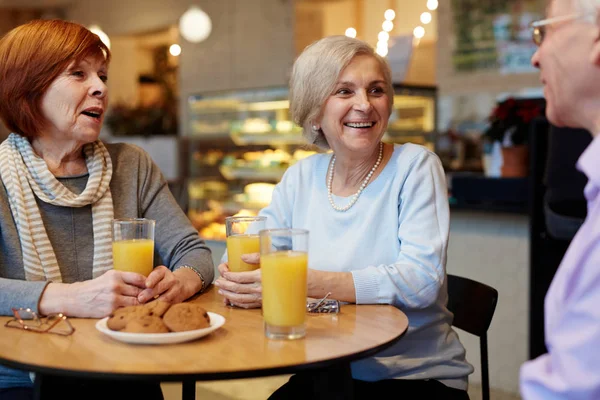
[327,142,383,212]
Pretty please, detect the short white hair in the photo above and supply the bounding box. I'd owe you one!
[573,0,600,20]
[289,35,394,149]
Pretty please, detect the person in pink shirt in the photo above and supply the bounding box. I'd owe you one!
[520,1,600,399]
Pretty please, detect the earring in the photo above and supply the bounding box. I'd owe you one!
[312,125,320,131]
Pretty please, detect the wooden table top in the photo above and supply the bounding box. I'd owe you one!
[0,287,409,381]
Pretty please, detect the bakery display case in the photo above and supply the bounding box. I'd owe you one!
[386,85,437,148]
[183,84,437,240]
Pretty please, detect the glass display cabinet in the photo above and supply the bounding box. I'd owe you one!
[182,84,437,240]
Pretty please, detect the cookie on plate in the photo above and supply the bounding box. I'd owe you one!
[162,303,210,332]
[107,305,151,331]
[144,299,171,317]
[122,315,169,334]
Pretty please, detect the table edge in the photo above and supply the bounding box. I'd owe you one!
[0,322,407,382]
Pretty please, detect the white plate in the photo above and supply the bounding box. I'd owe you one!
[95,312,225,345]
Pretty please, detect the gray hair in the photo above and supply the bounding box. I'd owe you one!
[289,35,394,150]
[572,0,600,20]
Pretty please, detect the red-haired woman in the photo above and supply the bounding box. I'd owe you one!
[0,20,213,400]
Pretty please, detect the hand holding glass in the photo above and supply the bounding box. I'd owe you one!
[260,229,308,340]
[226,216,266,272]
[112,218,155,277]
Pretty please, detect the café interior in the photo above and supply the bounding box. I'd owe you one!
[0,0,584,399]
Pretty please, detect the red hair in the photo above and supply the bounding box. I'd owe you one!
[0,19,111,138]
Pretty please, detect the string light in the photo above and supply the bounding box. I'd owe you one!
[376,47,388,57]
[376,8,399,57]
[413,26,425,39]
[345,27,357,38]
[376,40,388,50]
[378,31,390,42]
[179,6,212,43]
[420,12,432,24]
[169,44,182,56]
[407,1,437,47]
[382,20,394,32]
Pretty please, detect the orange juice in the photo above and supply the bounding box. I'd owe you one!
[112,239,154,277]
[227,234,260,272]
[261,251,308,327]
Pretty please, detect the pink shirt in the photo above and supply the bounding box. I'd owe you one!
[520,135,600,400]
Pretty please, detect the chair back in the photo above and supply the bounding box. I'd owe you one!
[447,274,498,337]
[446,274,498,400]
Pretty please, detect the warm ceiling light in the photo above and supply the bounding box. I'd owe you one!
[384,9,396,21]
[179,6,212,43]
[382,20,394,32]
[169,44,182,56]
[420,12,432,24]
[413,26,425,39]
[89,25,110,49]
[378,31,389,42]
[345,27,357,38]
[376,47,388,57]
[427,0,439,11]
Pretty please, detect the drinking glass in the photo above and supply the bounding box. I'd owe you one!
[112,218,155,277]
[260,228,309,340]
[225,216,266,272]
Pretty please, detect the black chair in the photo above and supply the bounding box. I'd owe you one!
[528,118,590,359]
[447,274,499,400]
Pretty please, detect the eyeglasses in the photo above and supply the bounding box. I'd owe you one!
[307,292,340,314]
[4,308,75,336]
[530,13,589,46]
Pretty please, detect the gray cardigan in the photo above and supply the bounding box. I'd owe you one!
[0,142,214,388]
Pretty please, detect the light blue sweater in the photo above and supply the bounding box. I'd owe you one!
[258,143,473,390]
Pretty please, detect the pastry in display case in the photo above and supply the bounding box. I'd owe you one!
[385,85,437,149]
[184,84,437,241]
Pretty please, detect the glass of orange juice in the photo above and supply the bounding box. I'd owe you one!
[260,228,308,340]
[112,218,155,277]
[225,216,266,272]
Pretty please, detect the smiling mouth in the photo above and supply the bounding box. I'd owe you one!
[344,121,375,128]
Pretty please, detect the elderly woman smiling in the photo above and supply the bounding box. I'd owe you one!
[0,19,213,399]
[215,36,473,399]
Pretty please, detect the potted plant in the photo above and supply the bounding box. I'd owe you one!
[483,97,545,177]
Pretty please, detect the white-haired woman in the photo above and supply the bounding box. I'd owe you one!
[215,35,472,399]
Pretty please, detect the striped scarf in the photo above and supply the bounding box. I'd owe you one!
[0,133,114,282]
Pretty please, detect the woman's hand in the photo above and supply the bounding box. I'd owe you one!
[214,253,262,309]
[39,270,147,318]
[137,265,202,304]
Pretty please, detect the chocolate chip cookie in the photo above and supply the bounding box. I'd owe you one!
[122,315,169,333]
[162,303,211,332]
[107,305,151,331]
[144,299,171,317]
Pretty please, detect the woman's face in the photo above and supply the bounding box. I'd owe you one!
[317,54,391,156]
[40,55,108,144]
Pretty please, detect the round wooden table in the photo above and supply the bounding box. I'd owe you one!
[0,286,408,400]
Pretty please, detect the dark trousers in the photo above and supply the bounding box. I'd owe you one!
[0,376,164,400]
[268,373,470,400]
[0,387,33,400]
